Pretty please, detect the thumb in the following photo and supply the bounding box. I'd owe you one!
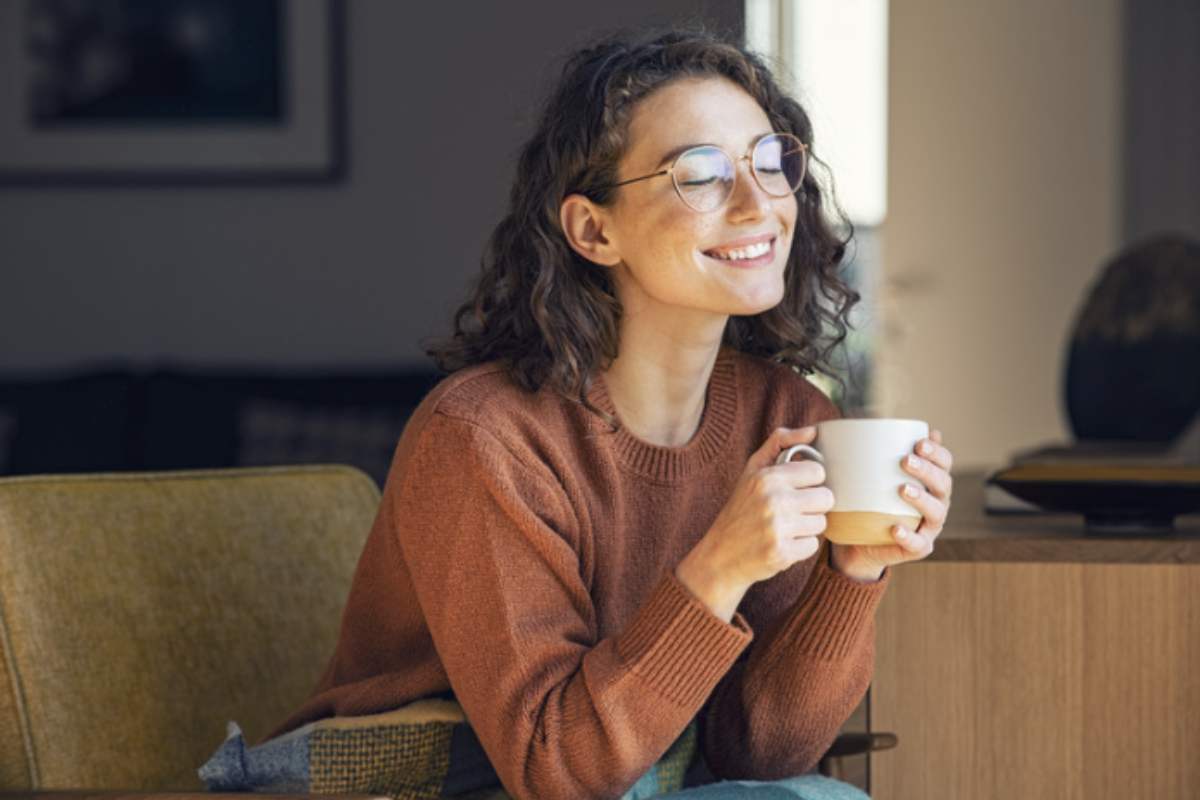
[745,426,817,474]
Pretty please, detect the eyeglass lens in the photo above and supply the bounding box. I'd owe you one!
[672,134,805,212]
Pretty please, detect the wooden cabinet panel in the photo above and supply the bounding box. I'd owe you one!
[870,562,1199,799]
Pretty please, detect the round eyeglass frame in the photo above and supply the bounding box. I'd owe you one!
[593,131,808,213]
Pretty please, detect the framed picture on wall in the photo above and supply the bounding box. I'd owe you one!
[0,0,346,185]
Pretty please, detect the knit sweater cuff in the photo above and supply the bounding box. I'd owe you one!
[616,571,753,709]
[777,548,890,661]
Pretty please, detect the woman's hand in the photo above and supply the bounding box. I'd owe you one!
[675,426,833,621]
[829,429,954,583]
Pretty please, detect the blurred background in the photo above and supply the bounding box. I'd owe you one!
[0,0,1197,483]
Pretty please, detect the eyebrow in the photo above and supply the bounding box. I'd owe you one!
[651,132,774,169]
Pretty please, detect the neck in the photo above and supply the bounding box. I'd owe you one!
[601,322,727,448]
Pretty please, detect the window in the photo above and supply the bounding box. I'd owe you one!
[746,0,888,414]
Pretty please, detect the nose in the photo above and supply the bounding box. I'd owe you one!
[725,156,772,223]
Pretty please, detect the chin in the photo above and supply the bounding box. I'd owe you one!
[727,296,784,318]
[736,280,787,316]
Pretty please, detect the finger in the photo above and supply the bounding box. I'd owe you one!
[893,524,934,558]
[931,429,943,444]
[898,482,948,532]
[915,515,944,543]
[748,426,816,473]
[901,453,952,500]
[793,485,835,514]
[915,437,954,473]
[786,511,828,538]
[786,531,823,562]
[771,459,827,489]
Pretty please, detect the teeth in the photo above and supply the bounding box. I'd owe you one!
[708,240,771,260]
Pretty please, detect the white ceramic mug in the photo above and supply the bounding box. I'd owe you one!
[775,418,930,546]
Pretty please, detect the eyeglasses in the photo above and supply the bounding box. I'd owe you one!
[595,132,807,213]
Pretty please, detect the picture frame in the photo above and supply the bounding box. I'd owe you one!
[0,0,346,186]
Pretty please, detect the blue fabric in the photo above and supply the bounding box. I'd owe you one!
[655,774,869,799]
[621,765,665,799]
[198,718,869,800]
[198,721,309,793]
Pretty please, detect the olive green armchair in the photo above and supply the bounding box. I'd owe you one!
[0,465,889,799]
[0,465,387,799]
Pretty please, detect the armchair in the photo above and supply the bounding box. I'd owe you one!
[0,466,890,799]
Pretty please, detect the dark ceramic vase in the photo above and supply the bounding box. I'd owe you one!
[1064,235,1200,443]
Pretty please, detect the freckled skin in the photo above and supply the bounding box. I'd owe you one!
[602,76,799,324]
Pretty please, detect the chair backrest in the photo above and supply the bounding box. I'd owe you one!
[0,464,380,791]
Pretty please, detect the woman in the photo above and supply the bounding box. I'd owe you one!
[266,28,952,799]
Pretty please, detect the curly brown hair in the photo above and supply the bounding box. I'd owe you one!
[424,27,858,426]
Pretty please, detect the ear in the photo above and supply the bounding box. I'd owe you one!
[559,193,622,267]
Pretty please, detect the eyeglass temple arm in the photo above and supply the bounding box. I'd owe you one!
[599,169,671,190]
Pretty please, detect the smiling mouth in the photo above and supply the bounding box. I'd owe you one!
[702,237,776,263]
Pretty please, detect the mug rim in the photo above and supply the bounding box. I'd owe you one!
[817,417,928,427]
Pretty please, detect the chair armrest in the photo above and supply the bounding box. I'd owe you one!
[823,731,898,758]
[817,731,899,781]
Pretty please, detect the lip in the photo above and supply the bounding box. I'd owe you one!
[701,233,778,267]
[704,232,776,252]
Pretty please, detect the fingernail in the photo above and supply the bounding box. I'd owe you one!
[907,455,921,469]
[895,526,908,540]
[903,483,919,498]
[919,441,933,456]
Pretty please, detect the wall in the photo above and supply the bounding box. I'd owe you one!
[877,0,1123,469]
[4,0,1185,474]
[0,0,739,372]
[1124,0,1200,243]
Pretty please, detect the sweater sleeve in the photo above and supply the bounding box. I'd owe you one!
[697,542,889,780]
[693,372,889,779]
[394,411,753,799]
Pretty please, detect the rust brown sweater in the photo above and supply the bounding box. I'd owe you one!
[269,345,890,798]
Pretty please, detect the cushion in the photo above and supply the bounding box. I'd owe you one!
[199,698,699,800]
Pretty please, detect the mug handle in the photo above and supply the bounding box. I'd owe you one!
[776,443,824,465]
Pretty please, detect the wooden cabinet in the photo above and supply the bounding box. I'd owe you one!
[868,473,1200,799]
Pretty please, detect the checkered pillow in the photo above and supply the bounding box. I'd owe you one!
[198,698,698,800]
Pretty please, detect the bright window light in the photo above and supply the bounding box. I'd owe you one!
[745,0,889,227]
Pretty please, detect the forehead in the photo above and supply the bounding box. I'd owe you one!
[623,76,772,165]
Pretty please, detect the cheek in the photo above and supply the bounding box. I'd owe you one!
[628,206,709,263]
[778,195,799,230]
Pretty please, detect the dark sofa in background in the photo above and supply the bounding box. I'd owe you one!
[0,365,442,487]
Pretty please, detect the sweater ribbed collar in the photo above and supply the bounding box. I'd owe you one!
[587,346,739,484]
